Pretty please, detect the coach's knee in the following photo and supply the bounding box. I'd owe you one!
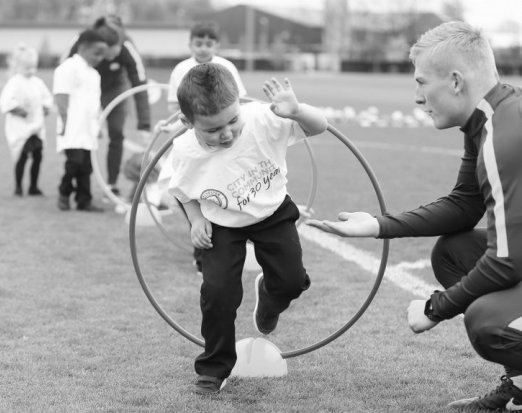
[431,234,460,288]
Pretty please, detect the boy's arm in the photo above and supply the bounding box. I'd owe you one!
[288,103,328,136]
[54,94,69,134]
[182,200,213,249]
[263,77,327,136]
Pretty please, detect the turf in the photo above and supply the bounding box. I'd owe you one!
[1,69,517,412]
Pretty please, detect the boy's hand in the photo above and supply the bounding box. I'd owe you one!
[263,77,299,118]
[191,217,213,249]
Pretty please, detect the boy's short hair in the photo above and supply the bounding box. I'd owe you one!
[190,21,220,41]
[77,29,109,47]
[177,63,239,123]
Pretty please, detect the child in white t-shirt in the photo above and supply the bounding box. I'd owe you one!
[0,44,53,196]
[165,21,247,273]
[167,21,247,114]
[53,29,108,212]
[167,63,327,395]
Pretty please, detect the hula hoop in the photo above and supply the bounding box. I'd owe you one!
[129,122,389,358]
[91,82,171,211]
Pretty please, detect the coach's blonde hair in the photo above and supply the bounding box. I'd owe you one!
[409,21,497,77]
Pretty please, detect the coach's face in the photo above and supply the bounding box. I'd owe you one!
[413,54,465,129]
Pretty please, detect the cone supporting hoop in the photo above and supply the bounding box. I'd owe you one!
[231,337,288,377]
[129,122,389,359]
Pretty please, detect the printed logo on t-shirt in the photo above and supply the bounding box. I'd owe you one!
[109,62,121,71]
[201,189,228,209]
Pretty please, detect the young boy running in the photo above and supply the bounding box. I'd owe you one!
[167,63,327,394]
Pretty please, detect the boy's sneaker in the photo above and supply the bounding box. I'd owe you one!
[58,194,70,210]
[448,375,522,410]
[253,273,279,335]
[14,187,23,196]
[77,203,104,212]
[193,375,227,395]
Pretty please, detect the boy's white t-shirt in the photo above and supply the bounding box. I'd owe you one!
[167,102,306,228]
[52,54,102,152]
[0,73,53,160]
[167,56,247,104]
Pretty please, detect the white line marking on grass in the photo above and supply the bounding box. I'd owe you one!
[311,139,462,157]
[298,225,440,298]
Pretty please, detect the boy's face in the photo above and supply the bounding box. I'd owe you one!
[18,57,37,77]
[81,41,109,67]
[186,101,244,150]
[189,35,219,63]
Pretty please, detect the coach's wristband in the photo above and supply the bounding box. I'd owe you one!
[424,298,443,322]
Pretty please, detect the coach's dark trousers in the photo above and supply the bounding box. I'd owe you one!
[431,229,522,376]
[102,92,126,186]
[195,195,311,379]
[59,149,92,208]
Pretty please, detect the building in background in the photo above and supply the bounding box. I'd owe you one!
[0,0,521,74]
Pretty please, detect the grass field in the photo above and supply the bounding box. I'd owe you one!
[1,68,521,412]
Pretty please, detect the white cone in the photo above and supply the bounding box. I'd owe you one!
[231,337,288,377]
[125,203,162,227]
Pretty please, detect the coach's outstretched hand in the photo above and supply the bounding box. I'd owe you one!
[306,211,380,238]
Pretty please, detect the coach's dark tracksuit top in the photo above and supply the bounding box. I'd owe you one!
[69,38,150,131]
[376,83,522,320]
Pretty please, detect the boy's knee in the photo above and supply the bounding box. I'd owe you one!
[273,271,310,299]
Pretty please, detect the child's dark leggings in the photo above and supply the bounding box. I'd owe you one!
[15,135,43,190]
[195,195,310,379]
[431,229,522,377]
[59,149,93,208]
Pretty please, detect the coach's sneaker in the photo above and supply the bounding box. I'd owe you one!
[448,375,522,410]
[253,273,279,335]
[193,375,227,395]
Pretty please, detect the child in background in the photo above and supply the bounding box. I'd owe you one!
[165,20,248,274]
[53,29,109,212]
[168,63,327,394]
[167,20,247,114]
[0,44,53,196]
